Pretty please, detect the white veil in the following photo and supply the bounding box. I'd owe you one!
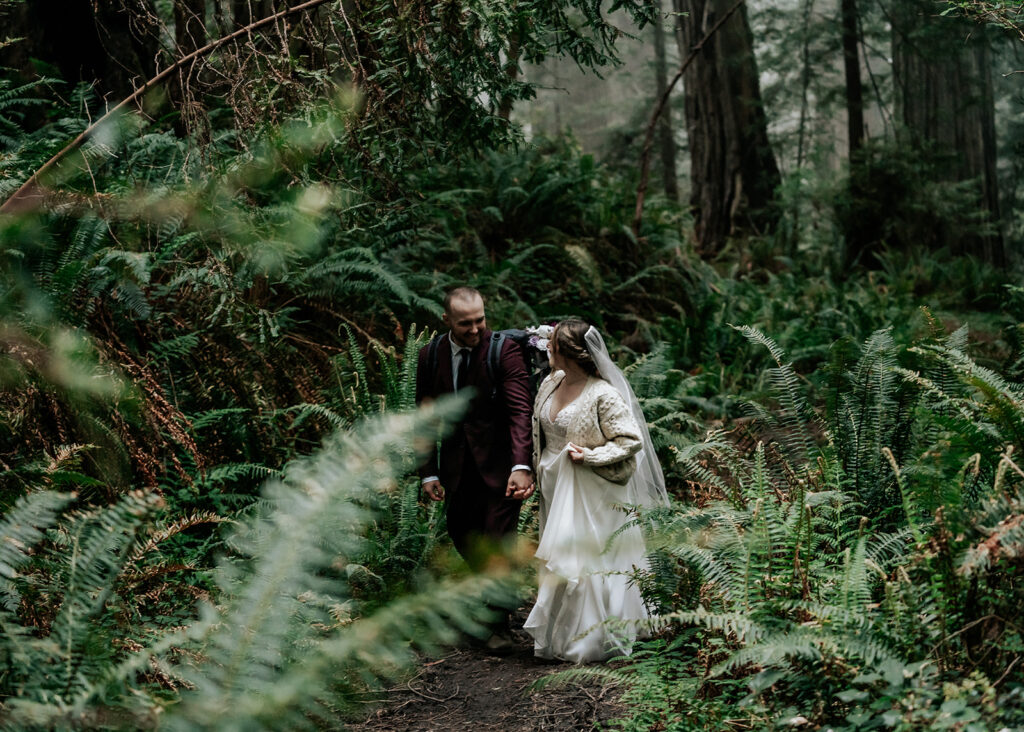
[584,327,670,509]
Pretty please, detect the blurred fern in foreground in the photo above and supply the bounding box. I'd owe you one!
[0,399,524,730]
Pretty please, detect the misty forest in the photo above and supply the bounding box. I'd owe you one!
[3,0,1024,729]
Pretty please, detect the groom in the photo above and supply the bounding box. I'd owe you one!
[416,286,535,575]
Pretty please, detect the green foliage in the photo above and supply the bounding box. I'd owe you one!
[536,634,758,730]
[3,10,1024,728]
[944,0,1024,42]
[836,140,1000,268]
[0,488,214,727]
[621,322,1024,729]
[0,73,53,149]
[163,403,513,731]
[0,402,526,730]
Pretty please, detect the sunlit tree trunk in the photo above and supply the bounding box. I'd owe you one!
[654,0,679,203]
[892,0,1003,264]
[673,0,781,254]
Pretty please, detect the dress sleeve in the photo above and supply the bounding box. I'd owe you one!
[579,389,643,467]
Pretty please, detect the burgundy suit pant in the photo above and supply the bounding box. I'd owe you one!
[445,457,522,573]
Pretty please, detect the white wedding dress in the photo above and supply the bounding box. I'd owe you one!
[523,391,651,663]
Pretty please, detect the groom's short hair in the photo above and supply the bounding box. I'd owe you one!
[443,286,483,314]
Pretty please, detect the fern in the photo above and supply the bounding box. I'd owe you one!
[0,492,164,725]
[158,400,517,730]
[202,462,284,487]
[0,74,55,148]
[733,324,821,471]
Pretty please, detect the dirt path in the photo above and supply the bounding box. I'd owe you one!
[349,609,627,731]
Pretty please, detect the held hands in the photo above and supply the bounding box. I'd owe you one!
[422,479,445,502]
[506,469,535,500]
[567,442,585,464]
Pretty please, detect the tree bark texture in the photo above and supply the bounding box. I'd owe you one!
[892,0,1003,264]
[654,0,680,203]
[673,0,781,254]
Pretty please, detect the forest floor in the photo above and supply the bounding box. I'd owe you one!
[348,606,627,731]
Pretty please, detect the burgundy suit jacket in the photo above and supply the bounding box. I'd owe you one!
[415,330,533,495]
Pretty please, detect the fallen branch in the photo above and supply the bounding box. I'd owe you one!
[632,0,746,238]
[0,0,335,215]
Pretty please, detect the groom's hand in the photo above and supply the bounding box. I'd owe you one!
[506,469,534,500]
[423,479,444,502]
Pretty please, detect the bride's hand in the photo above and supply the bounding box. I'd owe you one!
[567,443,585,464]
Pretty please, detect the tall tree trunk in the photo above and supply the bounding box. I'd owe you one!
[795,0,814,170]
[892,0,1003,265]
[673,0,781,254]
[840,0,864,156]
[654,0,679,203]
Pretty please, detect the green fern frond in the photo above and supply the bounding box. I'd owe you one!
[285,402,348,431]
[530,665,632,691]
[0,491,72,585]
[204,463,284,486]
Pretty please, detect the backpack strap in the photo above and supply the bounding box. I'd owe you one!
[486,330,507,400]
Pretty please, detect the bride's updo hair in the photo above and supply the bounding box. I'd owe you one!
[553,318,599,376]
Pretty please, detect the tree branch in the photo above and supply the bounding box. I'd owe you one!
[632,0,746,238]
[0,0,335,215]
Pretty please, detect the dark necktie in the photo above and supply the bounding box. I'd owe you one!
[456,349,470,392]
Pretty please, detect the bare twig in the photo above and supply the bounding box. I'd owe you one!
[995,656,1021,687]
[405,681,460,703]
[0,0,335,215]
[632,0,746,237]
[928,614,1024,660]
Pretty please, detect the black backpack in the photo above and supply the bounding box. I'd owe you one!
[426,329,550,401]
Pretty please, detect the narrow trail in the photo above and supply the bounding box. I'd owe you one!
[349,607,627,731]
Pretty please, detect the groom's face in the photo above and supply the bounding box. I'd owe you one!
[444,295,486,349]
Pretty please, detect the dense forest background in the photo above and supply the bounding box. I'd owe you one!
[2,0,1024,729]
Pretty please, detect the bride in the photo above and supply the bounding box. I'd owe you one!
[519,318,669,663]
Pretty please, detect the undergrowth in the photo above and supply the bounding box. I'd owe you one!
[1,61,1023,730]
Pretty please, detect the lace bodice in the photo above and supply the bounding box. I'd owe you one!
[540,391,581,452]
